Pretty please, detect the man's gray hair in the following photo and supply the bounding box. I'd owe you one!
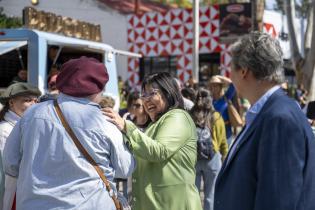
[230,31,284,84]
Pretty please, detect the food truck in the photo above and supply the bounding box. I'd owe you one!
[0,28,141,110]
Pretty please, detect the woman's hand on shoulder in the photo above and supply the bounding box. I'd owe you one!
[101,108,126,132]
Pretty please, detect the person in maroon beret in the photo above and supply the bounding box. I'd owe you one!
[3,56,135,210]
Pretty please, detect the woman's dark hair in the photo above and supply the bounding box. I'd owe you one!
[141,72,184,112]
[127,91,141,109]
[0,102,10,121]
[181,87,196,102]
[190,88,217,128]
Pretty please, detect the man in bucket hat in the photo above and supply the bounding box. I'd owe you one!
[208,75,236,146]
[0,82,41,210]
[0,83,41,104]
[3,57,135,210]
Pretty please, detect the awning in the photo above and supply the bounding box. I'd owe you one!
[0,41,27,56]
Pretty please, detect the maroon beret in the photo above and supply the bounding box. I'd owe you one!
[56,56,109,97]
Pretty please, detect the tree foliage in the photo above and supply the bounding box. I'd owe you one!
[0,7,23,28]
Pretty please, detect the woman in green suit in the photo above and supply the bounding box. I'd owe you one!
[104,72,202,210]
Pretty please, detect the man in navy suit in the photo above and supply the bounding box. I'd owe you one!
[214,31,315,210]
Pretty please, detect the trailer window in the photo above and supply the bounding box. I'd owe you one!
[47,45,103,73]
[139,56,177,82]
[0,41,28,87]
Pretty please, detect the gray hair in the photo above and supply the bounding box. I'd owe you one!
[230,31,284,84]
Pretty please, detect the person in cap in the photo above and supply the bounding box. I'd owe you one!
[214,31,315,210]
[0,82,41,210]
[3,56,135,210]
[208,75,236,146]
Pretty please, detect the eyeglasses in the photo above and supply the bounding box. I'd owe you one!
[140,89,159,100]
[131,103,142,109]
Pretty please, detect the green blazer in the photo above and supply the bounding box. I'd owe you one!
[124,109,202,210]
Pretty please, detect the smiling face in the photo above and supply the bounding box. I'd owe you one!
[141,85,168,122]
[9,95,38,117]
[128,98,148,126]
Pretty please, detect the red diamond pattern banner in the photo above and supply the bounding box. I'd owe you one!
[127,6,280,89]
[220,44,231,78]
[127,6,221,89]
[127,57,140,90]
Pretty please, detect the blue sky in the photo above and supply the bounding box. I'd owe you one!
[265,0,277,10]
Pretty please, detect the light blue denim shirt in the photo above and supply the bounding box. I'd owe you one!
[3,94,135,210]
[226,86,280,164]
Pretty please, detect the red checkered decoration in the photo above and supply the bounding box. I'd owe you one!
[127,57,140,89]
[127,7,278,89]
[220,44,231,78]
[127,5,223,89]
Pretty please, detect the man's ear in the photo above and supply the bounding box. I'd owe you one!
[8,98,14,108]
[241,68,249,79]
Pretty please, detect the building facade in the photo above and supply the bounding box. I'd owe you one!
[127,6,227,89]
[126,5,283,89]
[1,1,297,88]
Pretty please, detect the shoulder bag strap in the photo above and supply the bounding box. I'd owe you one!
[53,99,121,210]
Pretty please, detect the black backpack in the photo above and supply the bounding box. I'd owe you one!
[196,126,215,160]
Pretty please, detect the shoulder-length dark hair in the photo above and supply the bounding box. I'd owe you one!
[141,72,184,112]
[127,91,141,109]
[190,88,217,128]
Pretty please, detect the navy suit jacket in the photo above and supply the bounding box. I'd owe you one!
[214,89,315,210]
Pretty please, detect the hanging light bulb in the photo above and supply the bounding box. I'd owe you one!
[31,0,39,5]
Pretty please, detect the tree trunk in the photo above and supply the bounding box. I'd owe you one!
[283,0,315,101]
[252,0,258,30]
[255,0,265,31]
[302,0,315,101]
[303,0,313,52]
[284,0,303,77]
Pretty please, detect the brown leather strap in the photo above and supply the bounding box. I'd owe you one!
[53,99,121,210]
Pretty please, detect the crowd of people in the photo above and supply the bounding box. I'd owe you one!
[0,31,314,210]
